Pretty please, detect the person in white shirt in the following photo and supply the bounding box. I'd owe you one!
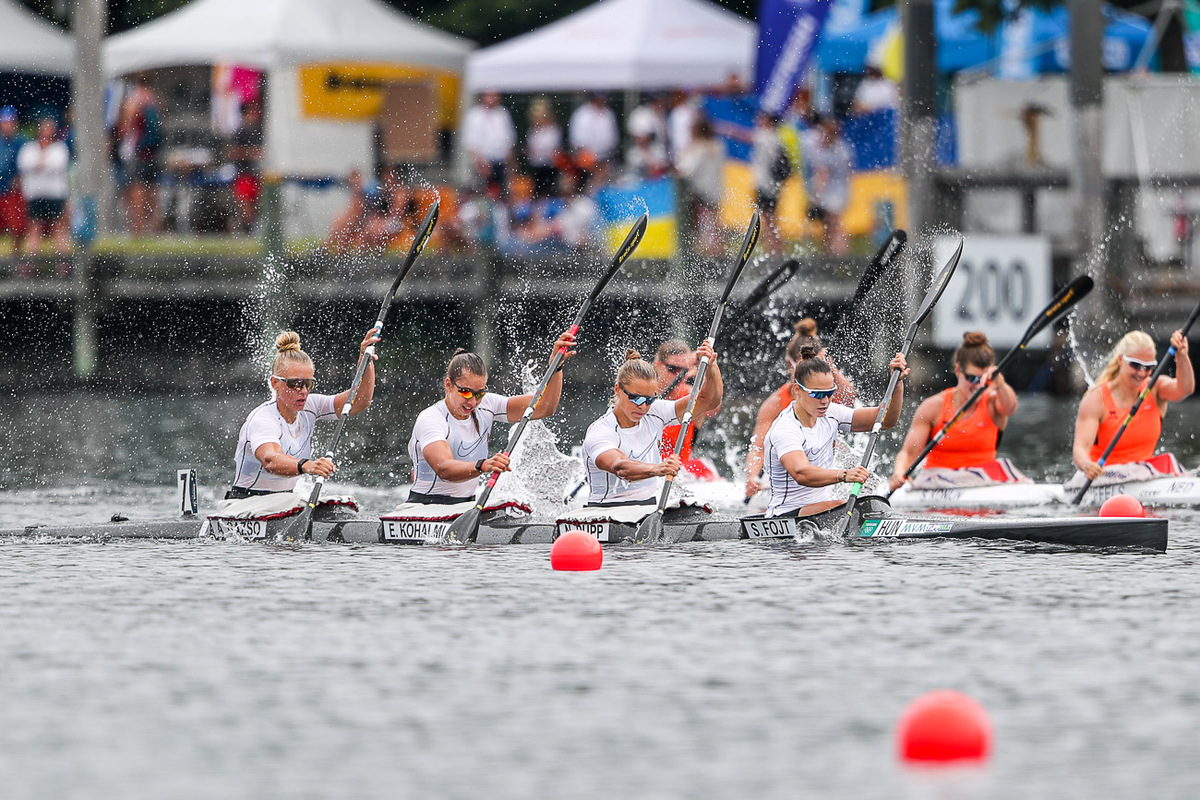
[17,117,70,256]
[230,327,380,498]
[764,342,908,517]
[407,329,577,504]
[462,91,516,196]
[525,97,562,199]
[568,93,619,174]
[582,342,721,506]
[626,94,668,149]
[851,66,901,115]
[667,90,698,167]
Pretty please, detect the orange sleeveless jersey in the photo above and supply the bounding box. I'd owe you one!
[1089,382,1161,464]
[660,380,695,460]
[924,388,1000,470]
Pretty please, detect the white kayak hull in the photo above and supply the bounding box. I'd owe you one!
[890,475,1200,511]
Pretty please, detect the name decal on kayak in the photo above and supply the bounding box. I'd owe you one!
[859,519,955,538]
[210,519,268,539]
[381,519,448,543]
[740,517,797,539]
[555,522,610,542]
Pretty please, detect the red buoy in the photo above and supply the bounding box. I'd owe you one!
[898,690,991,763]
[551,530,603,571]
[1099,494,1145,518]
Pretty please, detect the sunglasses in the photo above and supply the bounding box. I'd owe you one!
[1122,355,1157,372]
[453,382,488,401]
[663,363,689,375]
[795,381,836,400]
[962,372,985,386]
[273,375,315,391]
[619,384,659,407]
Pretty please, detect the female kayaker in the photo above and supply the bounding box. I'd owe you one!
[655,338,722,480]
[1072,328,1193,482]
[764,342,906,517]
[582,342,722,505]
[888,331,1019,491]
[406,330,577,504]
[745,318,855,500]
[229,328,380,498]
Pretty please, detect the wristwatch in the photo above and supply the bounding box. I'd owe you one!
[475,458,486,474]
[296,458,310,475]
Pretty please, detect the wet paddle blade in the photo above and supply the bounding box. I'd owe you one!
[279,506,314,542]
[851,229,907,308]
[636,509,665,544]
[444,505,483,544]
[913,238,963,327]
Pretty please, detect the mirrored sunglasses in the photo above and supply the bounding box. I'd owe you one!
[619,385,659,407]
[273,375,315,391]
[963,372,985,386]
[1122,355,1157,372]
[454,383,488,401]
[795,381,836,400]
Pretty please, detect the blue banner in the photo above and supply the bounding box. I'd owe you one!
[755,0,835,116]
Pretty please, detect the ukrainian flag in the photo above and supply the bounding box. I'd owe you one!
[595,177,676,259]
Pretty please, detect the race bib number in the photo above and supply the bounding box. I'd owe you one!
[381,519,447,544]
[555,521,610,542]
[741,517,797,539]
[210,519,268,539]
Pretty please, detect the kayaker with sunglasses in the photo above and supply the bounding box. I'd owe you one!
[745,318,855,501]
[228,327,380,499]
[764,342,906,517]
[582,342,722,505]
[406,330,577,504]
[1070,328,1193,484]
[888,331,1019,492]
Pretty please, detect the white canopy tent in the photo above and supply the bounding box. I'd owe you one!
[104,0,474,176]
[465,0,755,92]
[0,0,73,75]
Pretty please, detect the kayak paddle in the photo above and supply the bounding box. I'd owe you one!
[826,229,907,351]
[638,211,760,544]
[836,238,963,535]
[282,200,439,541]
[444,213,649,544]
[890,274,1095,499]
[1070,294,1200,505]
[728,258,799,321]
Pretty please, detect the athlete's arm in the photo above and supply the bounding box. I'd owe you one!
[334,327,380,417]
[682,340,723,420]
[779,448,868,488]
[595,447,681,481]
[422,440,510,481]
[255,442,335,479]
[1155,330,1194,405]
[507,329,578,420]
[1071,389,1105,480]
[984,367,1018,426]
[849,353,908,432]
[745,392,787,498]
[889,396,938,491]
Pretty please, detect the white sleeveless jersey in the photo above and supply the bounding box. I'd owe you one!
[581,398,678,504]
[233,393,337,492]
[764,402,855,516]
[408,393,513,498]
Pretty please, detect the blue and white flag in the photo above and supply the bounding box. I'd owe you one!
[755,0,835,116]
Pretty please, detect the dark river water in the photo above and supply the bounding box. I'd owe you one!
[2,390,1199,799]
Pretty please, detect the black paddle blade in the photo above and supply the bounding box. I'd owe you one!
[636,509,665,544]
[914,238,964,326]
[718,211,761,305]
[852,229,907,307]
[1021,275,1093,347]
[279,506,314,542]
[736,258,799,316]
[613,213,649,268]
[444,505,482,544]
[390,201,439,293]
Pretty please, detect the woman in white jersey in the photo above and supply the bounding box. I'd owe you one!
[407,330,577,503]
[229,328,380,498]
[582,342,722,505]
[765,342,907,517]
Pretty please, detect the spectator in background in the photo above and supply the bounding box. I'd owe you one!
[851,65,900,116]
[667,90,698,167]
[17,117,71,265]
[326,168,367,253]
[462,90,515,197]
[525,97,561,199]
[0,106,27,256]
[803,115,854,255]
[116,77,163,234]
[677,117,725,257]
[229,101,264,234]
[627,93,668,150]
[625,114,669,181]
[750,112,789,255]
[568,93,618,183]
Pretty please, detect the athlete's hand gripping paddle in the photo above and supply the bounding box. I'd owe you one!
[888,274,1095,500]
[836,239,963,536]
[281,201,439,541]
[1070,295,1199,505]
[637,212,759,545]
[444,213,648,544]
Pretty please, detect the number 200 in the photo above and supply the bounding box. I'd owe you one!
[956,258,1030,321]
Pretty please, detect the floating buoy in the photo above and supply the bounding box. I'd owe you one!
[1099,494,1145,518]
[551,530,603,571]
[898,690,991,763]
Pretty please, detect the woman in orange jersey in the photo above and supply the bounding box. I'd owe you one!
[889,331,1019,491]
[745,318,855,500]
[1071,329,1193,483]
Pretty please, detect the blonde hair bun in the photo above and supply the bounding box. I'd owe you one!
[275,331,302,353]
[624,348,642,362]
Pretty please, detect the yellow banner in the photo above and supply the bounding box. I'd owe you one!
[297,62,459,125]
